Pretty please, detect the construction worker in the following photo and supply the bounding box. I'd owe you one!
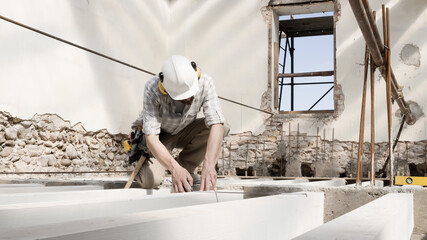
[132,55,228,192]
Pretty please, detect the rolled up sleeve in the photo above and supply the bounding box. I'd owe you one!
[202,76,225,127]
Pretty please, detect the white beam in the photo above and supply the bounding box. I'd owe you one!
[0,190,243,229]
[0,192,324,240]
[0,188,170,205]
[293,193,414,240]
[0,185,103,194]
[0,183,45,188]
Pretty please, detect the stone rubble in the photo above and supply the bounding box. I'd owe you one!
[0,111,131,175]
[1,111,426,179]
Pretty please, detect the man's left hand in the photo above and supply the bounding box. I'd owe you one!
[200,161,217,191]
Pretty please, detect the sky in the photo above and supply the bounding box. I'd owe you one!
[278,11,334,111]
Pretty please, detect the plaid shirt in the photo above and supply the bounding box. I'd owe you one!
[136,73,225,135]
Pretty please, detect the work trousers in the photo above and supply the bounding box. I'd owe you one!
[136,118,228,189]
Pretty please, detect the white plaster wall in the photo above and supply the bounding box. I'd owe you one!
[1,0,425,141]
[334,0,427,141]
[0,0,169,134]
[168,0,270,134]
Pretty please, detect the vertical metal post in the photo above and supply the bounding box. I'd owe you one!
[331,128,335,162]
[288,122,291,167]
[323,129,326,163]
[290,37,295,111]
[254,140,258,177]
[316,127,319,166]
[370,49,376,186]
[222,141,225,176]
[245,140,249,177]
[228,142,231,175]
[263,142,266,167]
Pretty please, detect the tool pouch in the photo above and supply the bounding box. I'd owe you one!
[128,129,150,164]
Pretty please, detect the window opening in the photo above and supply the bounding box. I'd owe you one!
[278,11,334,112]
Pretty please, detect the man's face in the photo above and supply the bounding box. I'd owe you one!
[179,96,194,105]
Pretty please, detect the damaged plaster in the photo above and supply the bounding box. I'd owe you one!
[400,44,421,67]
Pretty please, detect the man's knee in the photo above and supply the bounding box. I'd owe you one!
[135,158,165,189]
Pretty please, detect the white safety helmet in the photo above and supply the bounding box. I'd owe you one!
[160,55,199,100]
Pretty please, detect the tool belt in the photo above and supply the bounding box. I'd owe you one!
[124,129,150,164]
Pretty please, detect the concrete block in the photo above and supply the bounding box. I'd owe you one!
[294,193,414,240]
[0,183,45,188]
[0,192,324,240]
[216,178,309,190]
[0,190,243,229]
[0,185,103,194]
[346,180,384,187]
[295,179,346,187]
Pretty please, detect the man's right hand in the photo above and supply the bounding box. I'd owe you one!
[171,162,193,192]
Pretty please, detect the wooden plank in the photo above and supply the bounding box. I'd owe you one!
[277,70,334,78]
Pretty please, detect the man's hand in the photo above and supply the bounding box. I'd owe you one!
[171,162,193,192]
[200,161,217,191]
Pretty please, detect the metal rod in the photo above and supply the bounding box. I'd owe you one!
[0,15,156,76]
[405,142,409,175]
[331,128,334,162]
[316,127,319,165]
[254,140,258,177]
[277,71,334,78]
[263,142,266,166]
[425,144,427,176]
[356,45,369,187]
[308,86,334,111]
[222,141,225,175]
[218,96,274,115]
[323,129,326,163]
[370,42,376,186]
[378,114,406,177]
[228,142,232,175]
[351,142,354,177]
[0,14,274,119]
[245,140,249,177]
[297,123,300,151]
[289,122,291,168]
[290,37,295,111]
